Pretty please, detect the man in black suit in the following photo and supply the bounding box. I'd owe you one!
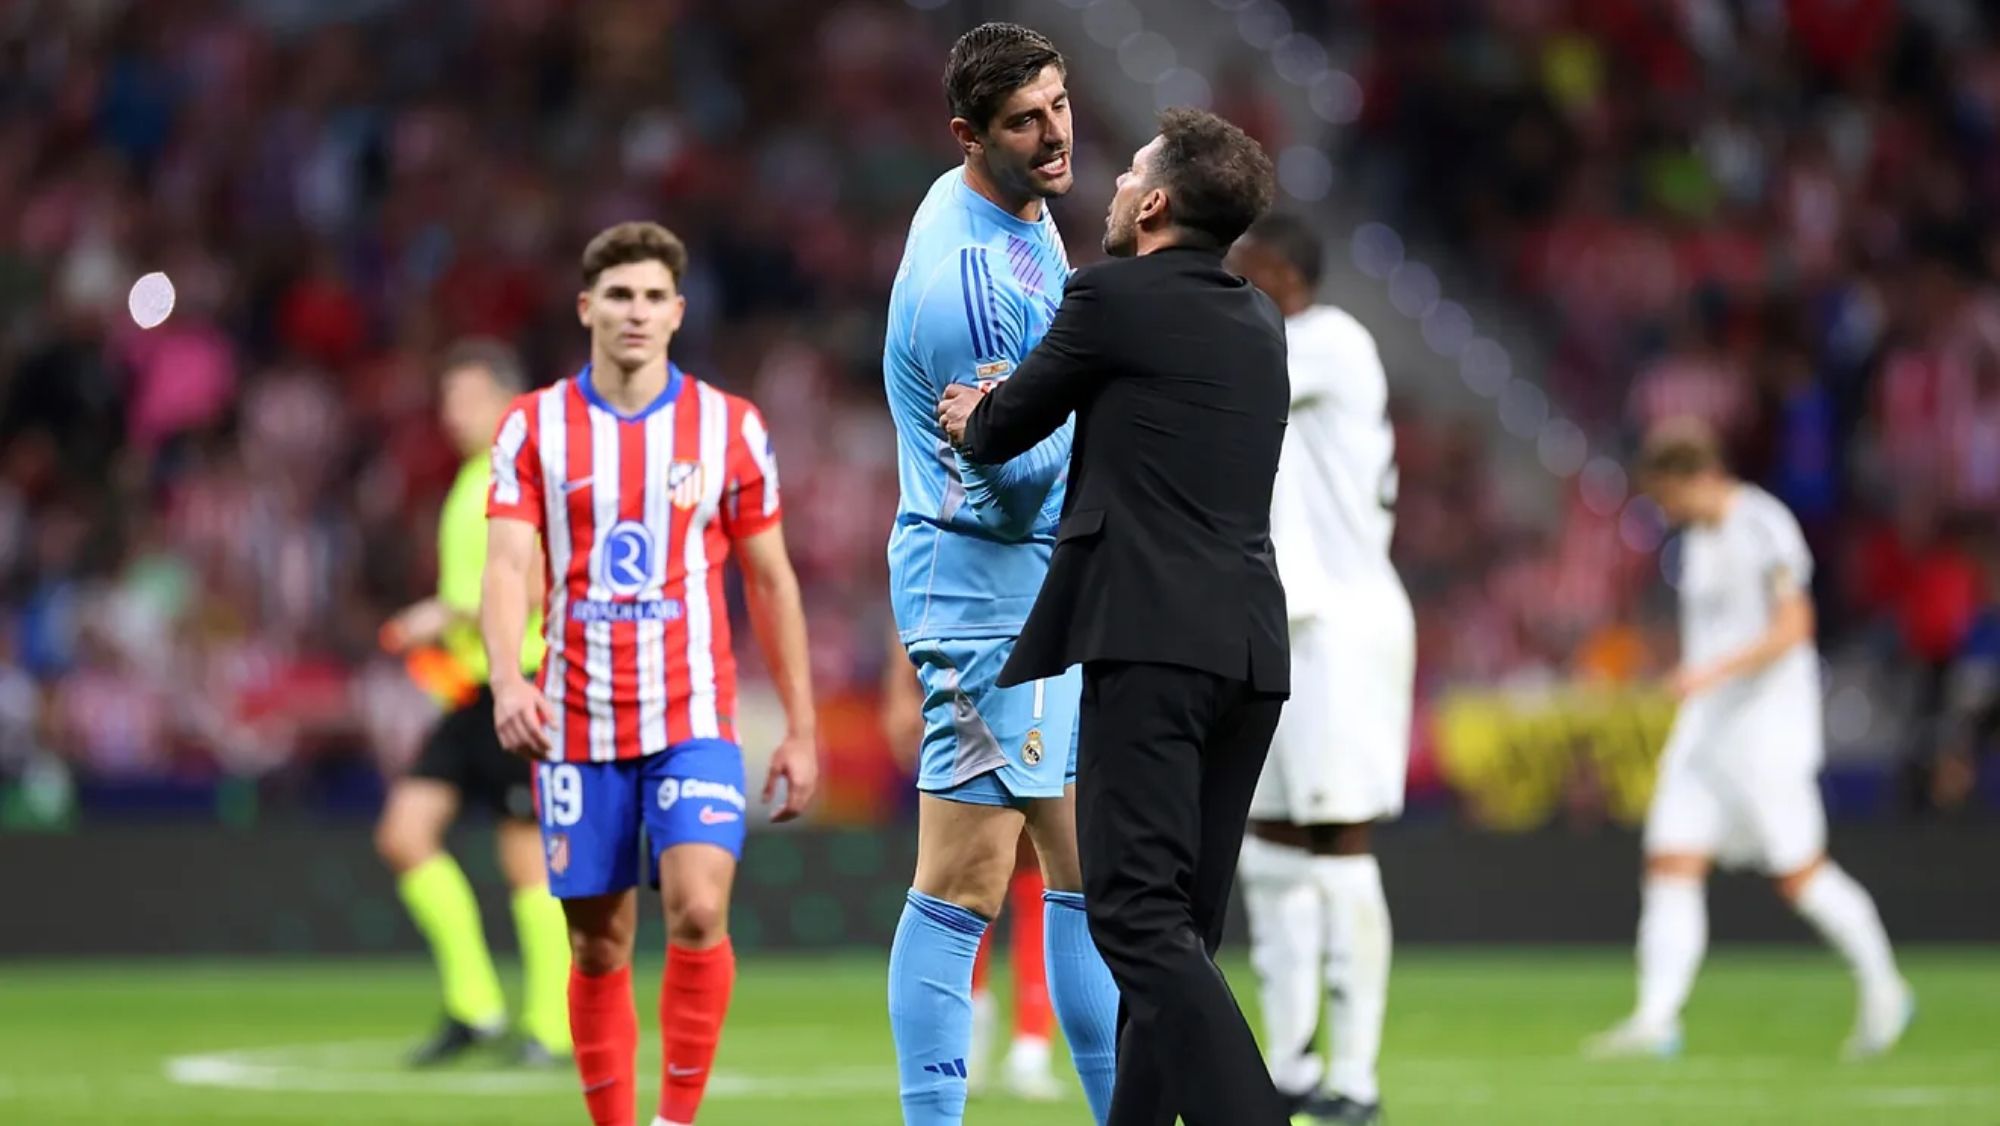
[938,108,1292,1126]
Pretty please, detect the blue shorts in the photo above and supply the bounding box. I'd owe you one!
[908,637,1080,807]
[532,739,747,899]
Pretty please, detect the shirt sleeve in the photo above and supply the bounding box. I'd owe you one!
[913,246,1067,537]
[486,398,543,526]
[1752,496,1814,593]
[722,400,783,541]
[959,266,1109,464]
[1290,310,1386,414]
[912,246,1028,392]
[436,464,489,615]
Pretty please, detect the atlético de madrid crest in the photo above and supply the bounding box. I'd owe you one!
[669,460,705,511]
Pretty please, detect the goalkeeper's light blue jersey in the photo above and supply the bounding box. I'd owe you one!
[884,168,1074,643]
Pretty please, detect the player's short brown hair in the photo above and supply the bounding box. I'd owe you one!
[580,221,688,289]
[439,337,526,392]
[944,22,1065,131]
[1151,108,1276,251]
[1638,416,1725,480]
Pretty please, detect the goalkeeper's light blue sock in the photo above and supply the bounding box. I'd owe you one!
[888,889,987,1126]
[1044,890,1119,1123]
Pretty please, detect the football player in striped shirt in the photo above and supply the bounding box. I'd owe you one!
[481,221,819,1126]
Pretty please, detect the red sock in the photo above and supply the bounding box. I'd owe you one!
[569,965,638,1126]
[1009,868,1051,1039]
[972,927,992,996]
[658,940,737,1124]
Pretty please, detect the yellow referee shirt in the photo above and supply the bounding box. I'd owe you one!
[439,454,545,683]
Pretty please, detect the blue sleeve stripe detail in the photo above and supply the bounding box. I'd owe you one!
[976,250,1006,358]
[959,248,992,360]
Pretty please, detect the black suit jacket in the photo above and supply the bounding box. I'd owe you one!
[960,245,1291,695]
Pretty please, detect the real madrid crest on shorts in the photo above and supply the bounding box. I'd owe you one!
[1023,729,1043,766]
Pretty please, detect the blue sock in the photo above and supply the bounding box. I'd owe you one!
[888,889,987,1126]
[1044,890,1119,1123]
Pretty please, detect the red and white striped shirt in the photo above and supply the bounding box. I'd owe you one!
[487,366,782,762]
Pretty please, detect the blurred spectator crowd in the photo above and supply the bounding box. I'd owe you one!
[1300,0,2000,811]
[2,0,1996,820]
[0,0,1089,812]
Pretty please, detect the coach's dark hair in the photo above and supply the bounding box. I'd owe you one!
[1243,212,1323,288]
[440,337,527,393]
[1150,108,1276,251]
[1637,417,1724,480]
[944,22,1065,130]
[580,221,688,289]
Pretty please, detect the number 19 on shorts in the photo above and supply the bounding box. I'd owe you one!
[539,763,583,827]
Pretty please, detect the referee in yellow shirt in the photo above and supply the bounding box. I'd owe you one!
[374,340,571,1067]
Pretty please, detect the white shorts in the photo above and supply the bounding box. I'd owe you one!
[1644,700,1826,875]
[1250,597,1416,825]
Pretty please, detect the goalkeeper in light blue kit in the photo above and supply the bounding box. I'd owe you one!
[882,22,1119,1126]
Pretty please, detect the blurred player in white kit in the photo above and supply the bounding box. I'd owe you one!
[1588,419,1913,1060]
[1227,214,1414,1126]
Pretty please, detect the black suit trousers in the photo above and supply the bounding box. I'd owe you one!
[1075,660,1289,1126]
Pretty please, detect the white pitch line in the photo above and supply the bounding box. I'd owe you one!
[158,1040,2000,1109]
[163,1039,899,1099]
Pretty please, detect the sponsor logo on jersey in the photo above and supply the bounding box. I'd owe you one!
[698,806,740,826]
[974,360,1013,379]
[569,598,683,623]
[596,520,655,596]
[668,460,705,511]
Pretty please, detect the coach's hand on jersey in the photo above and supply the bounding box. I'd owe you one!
[937,383,985,446]
[492,675,557,757]
[763,730,819,823]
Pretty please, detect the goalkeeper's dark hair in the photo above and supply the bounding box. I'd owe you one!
[1243,212,1324,288]
[944,22,1065,131]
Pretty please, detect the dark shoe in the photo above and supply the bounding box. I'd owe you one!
[513,1037,572,1069]
[407,1017,503,1068]
[1301,1093,1383,1124]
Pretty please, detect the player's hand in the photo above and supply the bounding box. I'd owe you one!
[763,731,819,823]
[492,676,556,758]
[1667,664,1717,701]
[379,599,454,652]
[937,383,986,447]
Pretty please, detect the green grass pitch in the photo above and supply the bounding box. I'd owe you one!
[1,948,1995,1124]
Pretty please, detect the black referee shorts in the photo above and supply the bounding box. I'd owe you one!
[407,684,536,821]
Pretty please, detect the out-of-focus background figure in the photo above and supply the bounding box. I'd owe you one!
[3,2,1998,1125]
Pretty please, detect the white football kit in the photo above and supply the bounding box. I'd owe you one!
[1250,304,1416,826]
[1647,484,1826,874]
